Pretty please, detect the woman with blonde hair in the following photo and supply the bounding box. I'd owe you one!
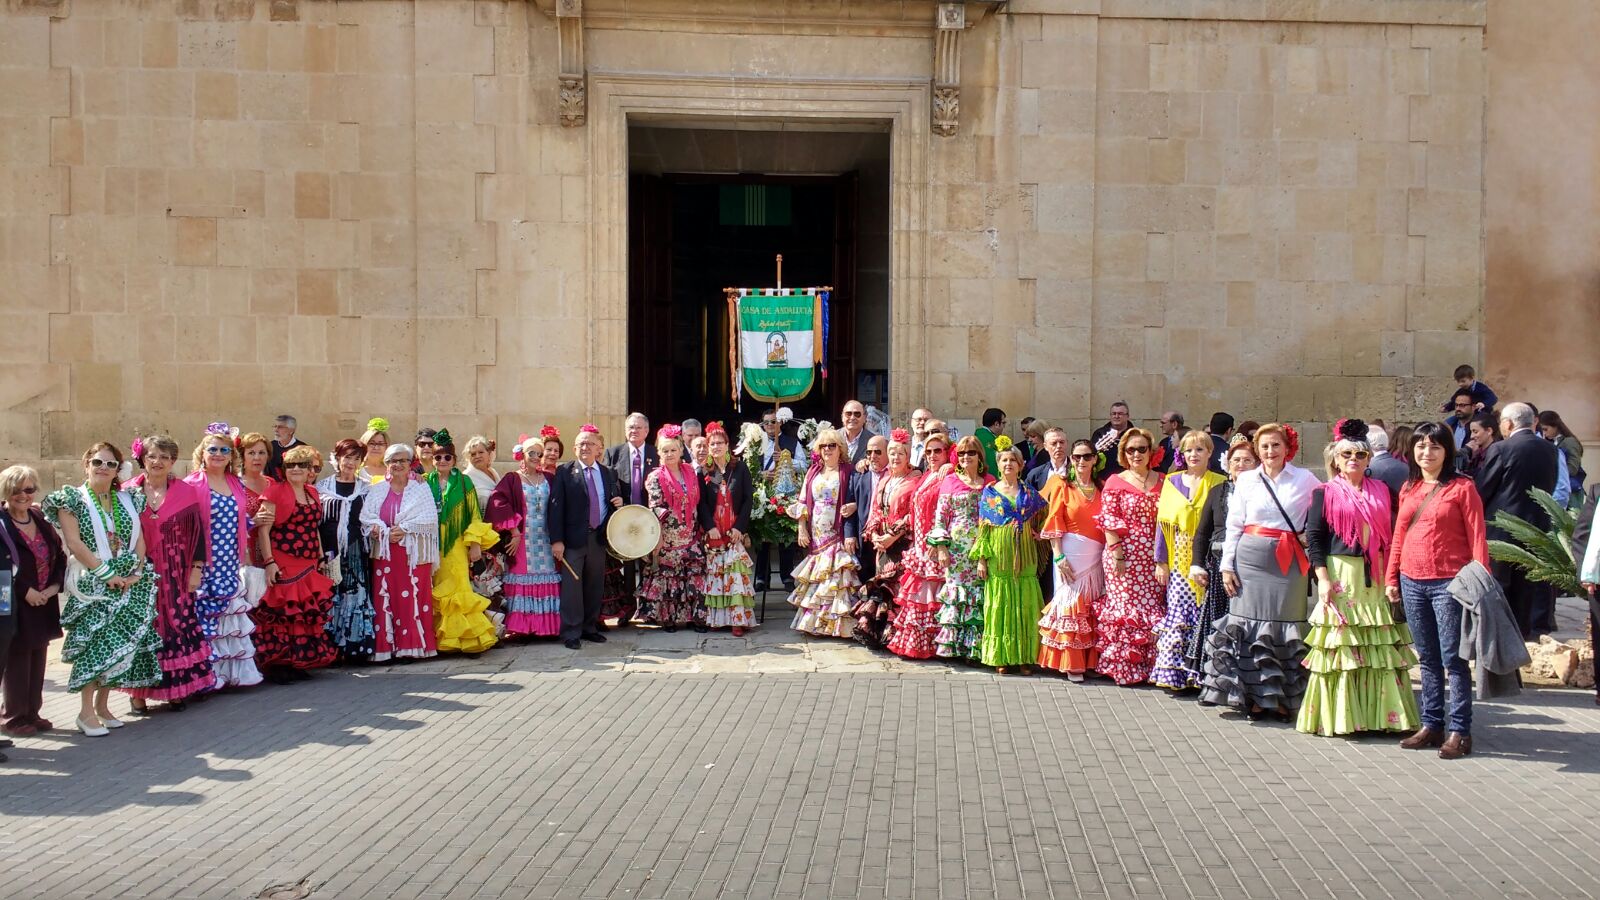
[1299,418,1417,737]
[928,434,995,660]
[1150,430,1225,691]
[183,424,263,688]
[637,424,705,631]
[1094,428,1166,685]
[42,442,160,736]
[123,434,215,713]
[254,444,338,682]
[786,428,861,638]
[358,418,391,483]
[1202,423,1320,719]
[486,433,562,639]
[0,465,66,738]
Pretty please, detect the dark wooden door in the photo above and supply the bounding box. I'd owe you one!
[628,173,672,418]
[827,172,859,416]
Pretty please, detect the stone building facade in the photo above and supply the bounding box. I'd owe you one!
[0,0,1591,477]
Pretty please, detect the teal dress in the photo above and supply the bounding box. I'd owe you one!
[971,482,1046,668]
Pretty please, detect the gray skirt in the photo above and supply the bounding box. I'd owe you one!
[1198,533,1311,711]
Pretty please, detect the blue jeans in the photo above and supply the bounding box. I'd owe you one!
[1401,575,1472,734]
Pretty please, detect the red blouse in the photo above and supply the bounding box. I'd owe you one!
[1384,477,1490,587]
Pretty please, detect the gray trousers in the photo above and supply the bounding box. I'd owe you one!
[559,530,607,641]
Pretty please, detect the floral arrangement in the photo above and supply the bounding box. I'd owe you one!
[743,429,801,547]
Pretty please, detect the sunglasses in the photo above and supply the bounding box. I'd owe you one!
[926,446,948,454]
[12,487,37,496]
[435,453,455,462]
[866,448,885,455]
[88,458,120,470]
[842,411,863,418]
[1070,453,1096,461]
[1124,446,1150,454]
[820,445,840,452]
[205,446,234,455]
[285,461,313,470]
[956,450,978,458]
[416,442,436,449]
[1338,450,1371,460]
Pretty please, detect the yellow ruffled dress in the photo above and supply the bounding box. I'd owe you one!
[433,520,501,654]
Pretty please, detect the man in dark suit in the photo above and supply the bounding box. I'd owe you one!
[840,399,877,466]
[1205,412,1235,473]
[1568,482,1600,706]
[549,427,623,649]
[603,412,658,625]
[1156,411,1188,474]
[1474,401,1560,638]
[1025,427,1071,603]
[847,435,889,581]
[1365,424,1409,495]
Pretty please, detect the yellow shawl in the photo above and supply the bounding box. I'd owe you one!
[1156,470,1224,597]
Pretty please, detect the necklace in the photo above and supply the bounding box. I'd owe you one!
[88,487,123,553]
[7,509,31,526]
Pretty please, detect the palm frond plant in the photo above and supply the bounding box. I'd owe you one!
[1486,487,1582,598]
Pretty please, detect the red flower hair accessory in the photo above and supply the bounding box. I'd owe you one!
[579,423,599,434]
[513,432,531,461]
[890,428,911,444]
[705,421,726,437]
[540,425,560,440]
[1283,424,1301,459]
[659,424,683,441]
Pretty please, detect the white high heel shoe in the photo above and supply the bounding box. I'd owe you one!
[98,715,125,729]
[75,716,110,737]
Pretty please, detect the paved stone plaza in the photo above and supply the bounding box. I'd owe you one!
[4,597,1598,900]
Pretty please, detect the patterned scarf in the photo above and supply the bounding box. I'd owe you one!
[655,462,699,524]
[1319,474,1393,578]
[427,468,478,558]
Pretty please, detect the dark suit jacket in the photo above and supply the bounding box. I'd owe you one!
[1090,422,1125,476]
[1368,453,1409,496]
[1474,428,1559,539]
[843,428,878,466]
[1025,462,1067,494]
[547,460,621,549]
[697,462,753,534]
[1571,484,1600,587]
[846,468,883,540]
[604,441,659,506]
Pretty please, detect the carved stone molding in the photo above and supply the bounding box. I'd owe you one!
[556,0,585,127]
[933,2,964,137]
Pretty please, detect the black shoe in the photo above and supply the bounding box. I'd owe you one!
[595,621,610,632]
[782,579,797,591]
[563,639,582,650]
[581,632,607,643]
[0,738,12,749]
[663,625,677,634]
[754,580,769,593]
[693,624,709,634]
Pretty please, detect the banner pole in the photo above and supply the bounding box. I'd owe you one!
[775,254,783,291]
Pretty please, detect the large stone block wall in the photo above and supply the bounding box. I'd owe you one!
[1,0,1539,481]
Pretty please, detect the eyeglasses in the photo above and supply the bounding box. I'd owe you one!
[205,446,234,456]
[819,445,840,452]
[842,411,863,418]
[926,447,948,455]
[956,450,978,458]
[1070,453,1096,461]
[866,448,885,455]
[285,461,313,470]
[1124,446,1150,455]
[387,458,413,466]
[12,487,37,496]
[89,458,119,470]
[1338,450,1371,460]
[435,453,455,462]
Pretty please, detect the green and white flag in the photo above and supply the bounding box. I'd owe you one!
[737,290,820,403]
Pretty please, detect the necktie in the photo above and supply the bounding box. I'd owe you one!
[632,448,642,504]
[586,465,601,529]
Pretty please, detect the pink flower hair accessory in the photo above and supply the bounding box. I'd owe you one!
[579,423,600,435]
[129,436,146,461]
[513,432,531,461]
[659,424,683,441]
[890,428,911,444]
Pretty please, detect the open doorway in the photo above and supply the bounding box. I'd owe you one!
[627,124,891,426]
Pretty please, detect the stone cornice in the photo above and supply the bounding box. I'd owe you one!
[532,0,1003,38]
[1004,0,1485,28]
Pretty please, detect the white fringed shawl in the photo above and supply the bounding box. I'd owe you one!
[316,475,368,555]
[360,479,440,567]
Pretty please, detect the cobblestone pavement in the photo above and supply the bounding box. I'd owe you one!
[3,598,1599,900]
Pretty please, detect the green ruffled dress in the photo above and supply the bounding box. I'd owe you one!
[1296,554,1420,736]
[971,483,1046,668]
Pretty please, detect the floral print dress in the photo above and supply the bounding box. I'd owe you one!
[636,465,705,627]
[787,469,861,638]
[927,473,995,660]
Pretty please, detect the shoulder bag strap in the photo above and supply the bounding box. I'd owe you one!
[1258,472,1304,536]
[1405,483,1446,532]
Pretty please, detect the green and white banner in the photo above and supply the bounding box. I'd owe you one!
[736,290,821,403]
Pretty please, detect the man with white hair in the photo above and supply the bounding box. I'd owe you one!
[603,412,658,626]
[1475,401,1560,637]
[909,408,934,468]
[1366,424,1407,495]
